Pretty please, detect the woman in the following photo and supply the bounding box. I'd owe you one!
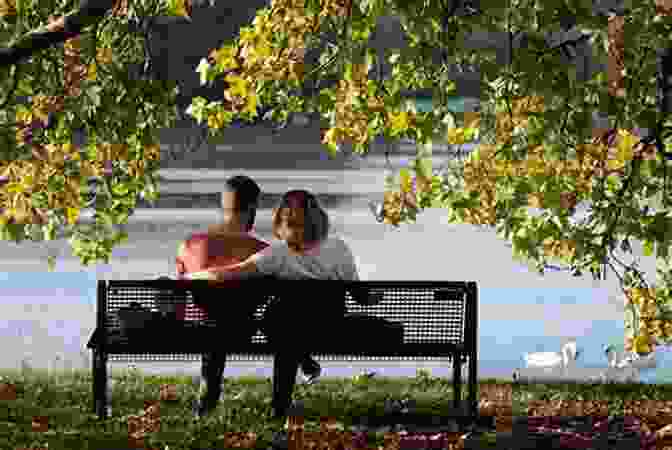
[193,189,360,418]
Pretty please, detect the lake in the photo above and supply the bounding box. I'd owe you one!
[2,204,670,384]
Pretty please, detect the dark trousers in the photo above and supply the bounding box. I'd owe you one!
[200,349,320,415]
[259,284,347,418]
[198,280,345,418]
[193,280,264,410]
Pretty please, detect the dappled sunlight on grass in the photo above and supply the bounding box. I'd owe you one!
[2,360,672,449]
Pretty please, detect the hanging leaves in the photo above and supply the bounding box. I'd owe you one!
[166,0,192,21]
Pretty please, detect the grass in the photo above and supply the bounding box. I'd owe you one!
[1,362,672,450]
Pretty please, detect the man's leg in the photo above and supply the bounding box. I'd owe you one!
[198,349,226,415]
[272,351,302,419]
[299,354,321,378]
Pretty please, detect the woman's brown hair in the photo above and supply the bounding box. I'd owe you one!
[271,190,330,246]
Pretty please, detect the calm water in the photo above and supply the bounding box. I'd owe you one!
[1,203,669,384]
[3,270,671,384]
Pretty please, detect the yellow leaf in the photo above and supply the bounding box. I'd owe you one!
[0,0,17,17]
[243,92,259,117]
[606,158,625,172]
[288,62,304,81]
[87,63,97,81]
[168,0,191,20]
[210,45,239,71]
[144,144,161,161]
[322,128,340,145]
[256,41,272,59]
[463,112,480,129]
[239,26,256,44]
[617,129,636,161]
[399,168,412,193]
[13,197,31,223]
[96,47,113,65]
[15,108,32,124]
[388,111,410,136]
[225,74,249,98]
[66,207,80,225]
[633,334,652,354]
[5,182,24,194]
[4,208,17,221]
[252,12,269,29]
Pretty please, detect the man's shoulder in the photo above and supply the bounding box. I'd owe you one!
[198,230,269,247]
[180,232,210,250]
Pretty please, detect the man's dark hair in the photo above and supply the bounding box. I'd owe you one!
[223,175,261,231]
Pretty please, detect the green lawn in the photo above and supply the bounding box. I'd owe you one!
[0,365,668,450]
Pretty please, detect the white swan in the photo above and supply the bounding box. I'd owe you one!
[524,339,580,369]
[604,344,657,370]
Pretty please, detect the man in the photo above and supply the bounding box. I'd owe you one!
[175,175,322,418]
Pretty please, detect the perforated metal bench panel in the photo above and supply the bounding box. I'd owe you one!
[94,281,474,363]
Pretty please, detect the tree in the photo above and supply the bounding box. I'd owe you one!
[3,0,672,353]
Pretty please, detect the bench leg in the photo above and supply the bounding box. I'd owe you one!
[452,353,462,413]
[92,349,108,420]
[468,351,478,421]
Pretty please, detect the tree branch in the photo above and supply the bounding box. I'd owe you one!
[0,0,116,67]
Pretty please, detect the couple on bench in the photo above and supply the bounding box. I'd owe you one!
[173,175,360,420]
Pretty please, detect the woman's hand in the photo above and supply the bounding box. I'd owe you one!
[184,258,257,282]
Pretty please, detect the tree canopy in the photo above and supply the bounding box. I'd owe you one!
[2,0,672,352]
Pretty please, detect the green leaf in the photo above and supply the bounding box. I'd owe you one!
[114,230,129,245]
[185,97,208,124]
[463,127,477,142]
[441,111,456,129]
[15,66,36,93]
[325,140,339,158]
[399,166,411,184]
[47,175,66,192]
[196,58,212,86]
[30,191,49,209]
[643,240,654,257]
[86,85,102,108]
[413,157,432,180]
[112,183,130,196]
[344,63,353,82]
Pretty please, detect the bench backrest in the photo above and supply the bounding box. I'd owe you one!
[99,280,477,348]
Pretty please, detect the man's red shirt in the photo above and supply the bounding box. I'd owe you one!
[175,228,269,318]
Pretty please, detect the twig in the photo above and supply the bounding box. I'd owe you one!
[0,49,22,106]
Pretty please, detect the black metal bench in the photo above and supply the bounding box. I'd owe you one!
[86,280,478,425]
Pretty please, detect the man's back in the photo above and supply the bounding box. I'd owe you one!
[176,229,270,319]
[176,229,269,277]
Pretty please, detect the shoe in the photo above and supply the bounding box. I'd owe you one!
[271,430,289,449]
[192,397,218,419]
[301,365,321,386]
[275,400,304,426]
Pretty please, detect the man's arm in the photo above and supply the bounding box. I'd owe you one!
[175,241,188,279]
[208,258,259,281]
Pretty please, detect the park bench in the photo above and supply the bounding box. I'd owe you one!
[86,279,479,426]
